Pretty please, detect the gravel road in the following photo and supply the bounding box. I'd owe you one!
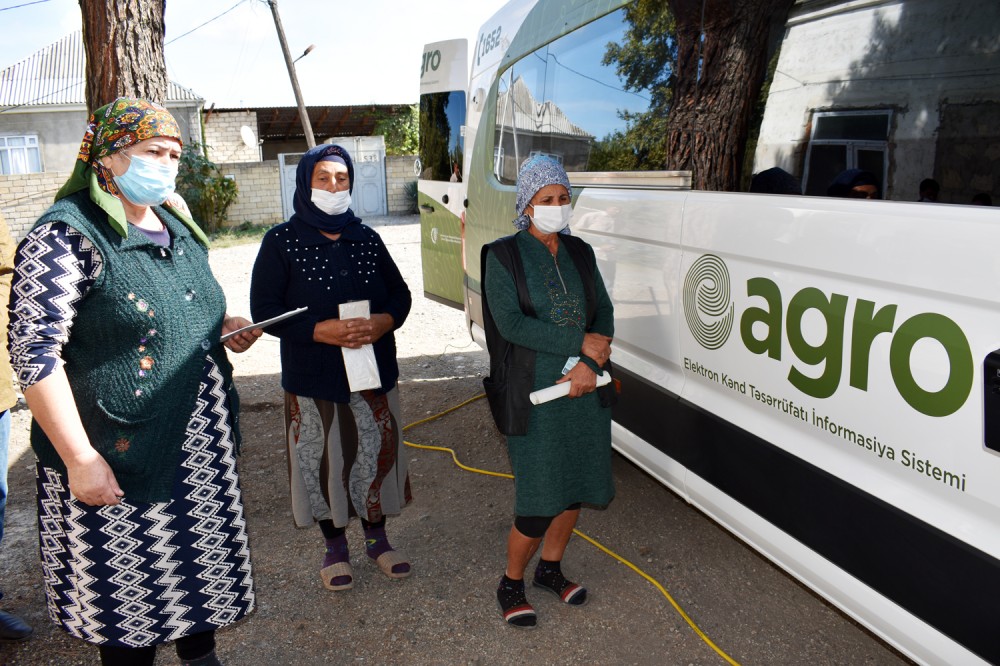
[0,217,911,665]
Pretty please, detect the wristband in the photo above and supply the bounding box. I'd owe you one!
[579,355,602,374]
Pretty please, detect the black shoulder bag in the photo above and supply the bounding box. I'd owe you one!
[481,236,536,435]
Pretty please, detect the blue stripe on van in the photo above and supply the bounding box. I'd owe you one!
[611,366,1000,664]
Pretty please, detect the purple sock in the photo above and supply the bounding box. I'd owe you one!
[363,525,410,575]
[363,525,392,559]
[322,534,349,569]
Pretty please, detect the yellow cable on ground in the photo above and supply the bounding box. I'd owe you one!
[402,393,741,666]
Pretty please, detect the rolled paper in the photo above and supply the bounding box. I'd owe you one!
[529,371,612,405]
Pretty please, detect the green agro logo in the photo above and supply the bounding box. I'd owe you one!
[683,254,973,418]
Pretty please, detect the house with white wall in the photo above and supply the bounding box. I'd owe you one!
[0,31,203,236]
[753,0,999,203]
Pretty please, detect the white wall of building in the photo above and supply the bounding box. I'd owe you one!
[754,0,1000,201]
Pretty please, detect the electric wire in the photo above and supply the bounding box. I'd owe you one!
[0,0,49,11]
[166,0,249,46]
[401,393,741,666]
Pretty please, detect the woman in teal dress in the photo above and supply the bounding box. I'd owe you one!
[484,156,615,629]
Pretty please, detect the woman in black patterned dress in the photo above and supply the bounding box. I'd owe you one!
[8,98,260,666]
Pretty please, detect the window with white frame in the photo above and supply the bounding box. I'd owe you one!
[0,135,42,175]
[803,111,891,198]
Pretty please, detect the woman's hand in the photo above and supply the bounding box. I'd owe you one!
[314,313,395,349]
[555,360,598,398]
[222,315,263,353]
[65,448,125,506]
[23,371,125,506]
[581,332,612,367]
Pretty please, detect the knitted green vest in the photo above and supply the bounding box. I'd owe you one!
[29,191,239,502]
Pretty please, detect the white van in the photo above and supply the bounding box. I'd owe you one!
[419,1,1000,664]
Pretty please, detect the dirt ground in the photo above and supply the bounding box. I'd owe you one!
[0,218,911,665]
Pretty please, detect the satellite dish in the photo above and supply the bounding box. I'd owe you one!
[240,125,258,148]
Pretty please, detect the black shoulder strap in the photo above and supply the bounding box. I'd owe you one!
[484,235,535,317]
[481,235,536,372]
[560,234,597,328]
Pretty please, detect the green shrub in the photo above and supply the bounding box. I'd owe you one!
[176,141,239,233]
[402,180,418,213]
[209,222,270,248]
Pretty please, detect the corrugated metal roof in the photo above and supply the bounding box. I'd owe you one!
[497,77,592,139]
[0,31,202,110]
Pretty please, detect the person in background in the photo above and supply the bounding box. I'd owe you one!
[918,178,940,202]
[484,156,615,629]
[250,144,413,592]
[971,192,993,206]
[749,167,802,195]
[8,97,260,666]
[827,168,881,199]
[0,212,31,644]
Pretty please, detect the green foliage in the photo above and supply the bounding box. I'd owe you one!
[402,180,418,214]
[589,131,641,171]
[600,0,677,169]
[176,141,239,233]
[375,105,419,156]
[208,222,270,249]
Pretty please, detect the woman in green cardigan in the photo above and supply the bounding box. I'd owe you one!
[484,156,615,629]
[9,98,260,666]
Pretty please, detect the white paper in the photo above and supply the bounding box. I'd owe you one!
[529,370,612,405]
[220,306,309,342]
[339,300,382,391]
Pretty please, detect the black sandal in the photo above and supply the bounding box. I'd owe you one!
[497,576,537,628]
[533,563,588,606]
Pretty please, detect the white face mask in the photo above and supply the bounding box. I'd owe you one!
[311,188,351,215]
[530,204,573,234]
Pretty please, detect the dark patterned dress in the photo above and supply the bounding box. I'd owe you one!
[10,221,254,648]
[285,387,410,529]
[484,231,616,517]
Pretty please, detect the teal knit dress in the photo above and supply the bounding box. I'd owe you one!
[484,231,615,517]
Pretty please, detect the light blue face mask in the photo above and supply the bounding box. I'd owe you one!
[113,153,179,206]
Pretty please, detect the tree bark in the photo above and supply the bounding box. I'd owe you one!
[79,0,168,113]
[666,0,794,191]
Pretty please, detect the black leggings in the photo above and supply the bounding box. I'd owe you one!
[98,630,215,665]
[318,517,386,540]
[514,503,582,539]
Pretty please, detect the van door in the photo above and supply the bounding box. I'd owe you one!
[418,39,469,309]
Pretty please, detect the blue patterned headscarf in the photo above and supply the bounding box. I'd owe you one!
[513,156,572,231]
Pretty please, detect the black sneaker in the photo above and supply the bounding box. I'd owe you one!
[0,610,32,642]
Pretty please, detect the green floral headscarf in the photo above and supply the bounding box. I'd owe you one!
[56,97,208,244]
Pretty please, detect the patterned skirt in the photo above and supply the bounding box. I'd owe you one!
[36,360,255,648]
[285,387,411,528]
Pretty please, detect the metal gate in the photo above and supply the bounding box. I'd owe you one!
[278,135,387,221]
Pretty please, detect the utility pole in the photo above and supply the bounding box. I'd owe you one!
[268,0,316,148]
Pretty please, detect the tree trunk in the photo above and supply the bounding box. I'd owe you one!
[666,0,794,191]
[79,0,168,113]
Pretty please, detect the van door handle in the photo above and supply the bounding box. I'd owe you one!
[420,204,435,213]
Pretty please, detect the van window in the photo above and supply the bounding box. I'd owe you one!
[419,90,465,182]
[493,7,660,184]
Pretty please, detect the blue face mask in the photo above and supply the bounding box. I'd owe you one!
[113,153,179,206]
